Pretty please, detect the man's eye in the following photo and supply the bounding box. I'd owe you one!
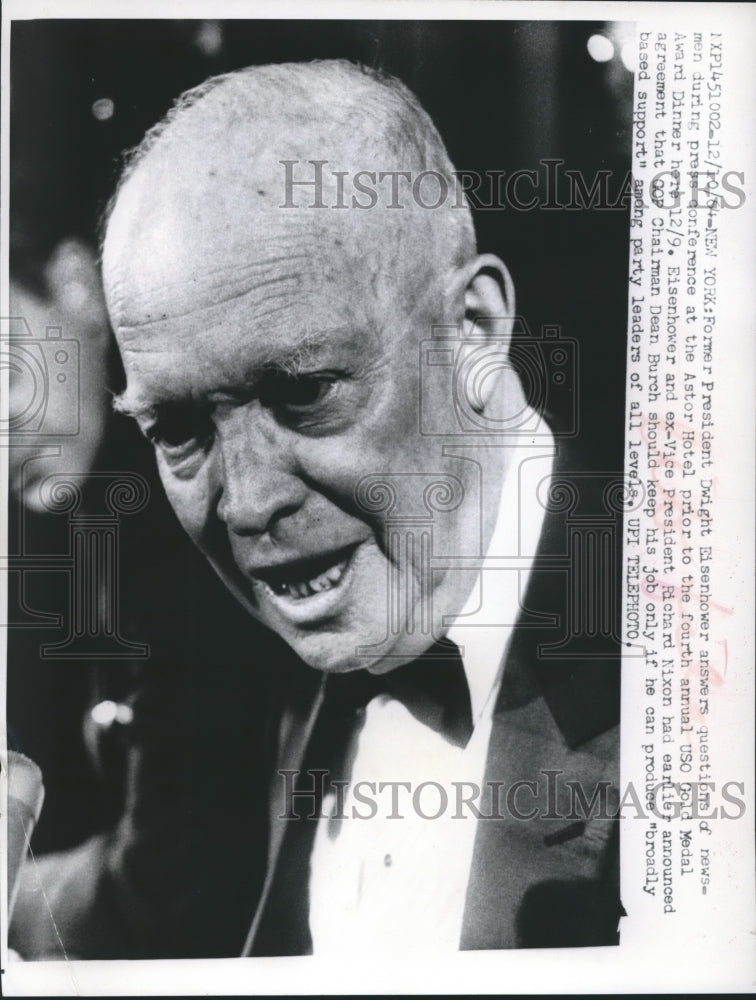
[258,372,336,412]
[145,408,213,459]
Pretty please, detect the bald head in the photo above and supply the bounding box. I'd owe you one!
[102,61,476,339]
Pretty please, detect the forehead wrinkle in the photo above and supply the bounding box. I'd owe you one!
[119,323,337,362]
[117,324,358,413]
[114,240,317,325]
[115,279,302,339]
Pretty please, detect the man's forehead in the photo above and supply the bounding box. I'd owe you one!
[103,156,411,337]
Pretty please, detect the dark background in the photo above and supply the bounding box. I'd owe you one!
[8,20,632,852]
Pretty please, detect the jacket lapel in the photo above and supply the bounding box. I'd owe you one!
[461,454,623,950]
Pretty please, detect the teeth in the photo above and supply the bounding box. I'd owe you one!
[275,556,349,600]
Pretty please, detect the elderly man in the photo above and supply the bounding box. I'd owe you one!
[12,60,621,957]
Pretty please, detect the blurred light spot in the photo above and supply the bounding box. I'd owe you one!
[620,40,636,73]
[91,700,117,726]
[91,98,115,122]
[195,20,223,58]
[115,703,134,725]
[91,700,134,727]
[587,34,614,63]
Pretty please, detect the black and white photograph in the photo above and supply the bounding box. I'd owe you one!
[1,2,753,995]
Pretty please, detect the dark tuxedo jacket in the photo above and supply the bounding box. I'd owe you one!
[10,461,622,958]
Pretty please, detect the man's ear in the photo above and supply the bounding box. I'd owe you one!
[461,254,516,345]
[454,254,517,414]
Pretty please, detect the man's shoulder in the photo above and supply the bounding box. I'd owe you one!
[462,444,623,950]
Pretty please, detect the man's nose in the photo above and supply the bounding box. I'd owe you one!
[214,406,307,536]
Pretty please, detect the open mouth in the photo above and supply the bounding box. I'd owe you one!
[253,544,357,601]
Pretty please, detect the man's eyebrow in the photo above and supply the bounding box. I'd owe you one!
[254,327,355,374]
[111,392,158,420]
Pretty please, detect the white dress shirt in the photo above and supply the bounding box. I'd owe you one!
[309,437,554,953]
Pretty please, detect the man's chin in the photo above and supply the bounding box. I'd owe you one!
[278,621,444,677]
[279,627,381,674]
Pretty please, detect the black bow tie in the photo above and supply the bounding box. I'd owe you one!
[325,638,474,748]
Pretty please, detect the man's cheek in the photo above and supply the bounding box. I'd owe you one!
[292,447,373,518]
[160,471,214,548]
[299,435,416,515]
